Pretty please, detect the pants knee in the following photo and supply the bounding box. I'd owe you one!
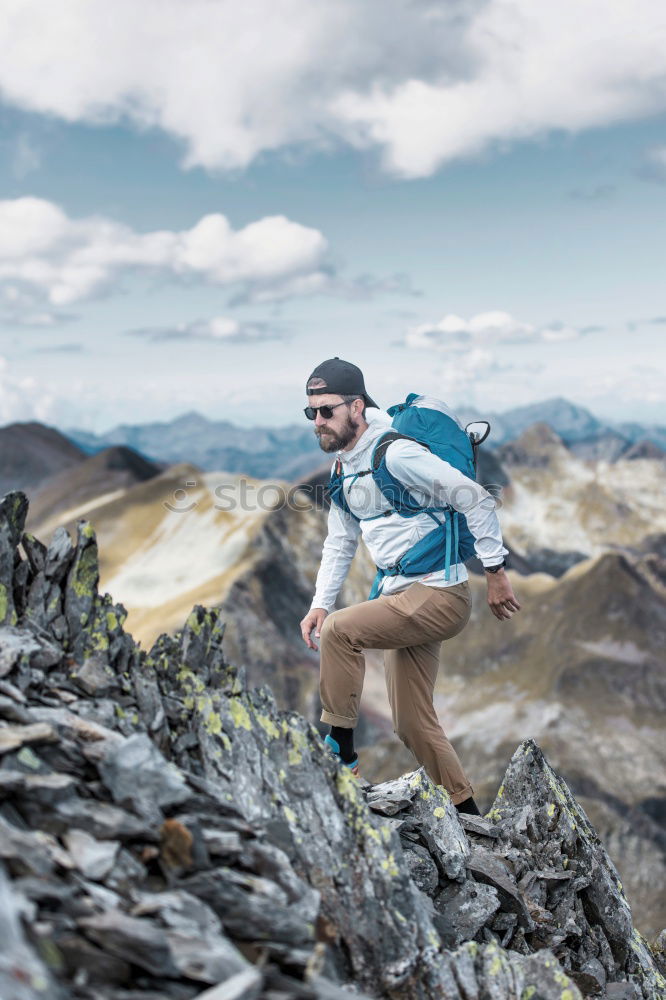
[319,611,337,646]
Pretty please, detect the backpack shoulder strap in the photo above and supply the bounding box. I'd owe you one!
[371,430,431,472]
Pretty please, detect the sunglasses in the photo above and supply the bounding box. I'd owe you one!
[303,401,350,420]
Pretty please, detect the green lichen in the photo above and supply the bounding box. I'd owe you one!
[560,991,575,1000]
[278,768,286,782]
[90,629,109,651]
[0,584,8,623]
[115,705,126,719]
[380,854,399,877]
[547,802,556,817]
[409,773,422,789]
[205,711,223,737]
[288,748,302,766]
[427,929,439,948]
[486,808,502,821]
[106,611,119,631]
[433,806,446,818]
[497,784,504,798]
[256,713,280,740]
[521,988,536,1000]
[70,541,98,599]
[283,805,297,824]
[17,747,41,770]
[185,609,204,635]
[229,699,252,731]
[489,953,503,975]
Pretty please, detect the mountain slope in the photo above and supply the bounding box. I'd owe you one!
[0,421,86,496]
[26,445,163,533]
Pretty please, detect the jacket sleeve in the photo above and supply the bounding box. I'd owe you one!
[385,439,509,568]
[310,500,362,612]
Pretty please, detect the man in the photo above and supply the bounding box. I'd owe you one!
[299,357,520,815]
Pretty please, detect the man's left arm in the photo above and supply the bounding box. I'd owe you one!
[385,439,521,621]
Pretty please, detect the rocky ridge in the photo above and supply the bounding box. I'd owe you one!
[0,491,664,1000]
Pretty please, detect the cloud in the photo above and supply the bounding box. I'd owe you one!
[1,1,665,177]
[0,196,329,309]
[636,145,666,184]
[128,316,283,343]
[405,311,591,350]
[0,354,66,424]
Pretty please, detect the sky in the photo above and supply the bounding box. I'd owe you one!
[0,0,665,433]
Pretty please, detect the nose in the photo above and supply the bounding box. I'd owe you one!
[314,410,328,427]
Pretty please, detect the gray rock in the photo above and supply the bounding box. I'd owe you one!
[0,863,65,999]
[79,909,180,977]
[71,654,117,696]
[402,841,440,895]
[434,879,501,946]
[0,627,61,677]
[64,828,120,880]
[99,732,191,811]
[190,969,263,1000]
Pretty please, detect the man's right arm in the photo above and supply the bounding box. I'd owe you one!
[310,501,361,613]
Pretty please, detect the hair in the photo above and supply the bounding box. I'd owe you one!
[341,393,366,420]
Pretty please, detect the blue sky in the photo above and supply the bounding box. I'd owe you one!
[0,0,665,432]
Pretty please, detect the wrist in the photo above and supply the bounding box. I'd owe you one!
[484,559,507,575]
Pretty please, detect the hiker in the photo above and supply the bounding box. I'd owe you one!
[299,357,520,816]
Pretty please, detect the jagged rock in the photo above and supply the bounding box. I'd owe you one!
[0,626,62,677]
[0,491,664,1000]
[99,732,191,814]
[0,492,29,627]
[0,721,58,754]
[367,768,470,880]
[0,863,64,999]
[71,654,117,696]
[63,828,120,880]
[433,879,501,946]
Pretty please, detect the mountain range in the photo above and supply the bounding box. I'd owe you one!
[63,397,666,478]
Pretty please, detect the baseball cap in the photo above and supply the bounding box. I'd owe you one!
[306,357,379,409]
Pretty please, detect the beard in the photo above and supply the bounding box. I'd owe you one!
[315,412,360,453]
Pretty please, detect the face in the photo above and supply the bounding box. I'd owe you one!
[307,393,364,452]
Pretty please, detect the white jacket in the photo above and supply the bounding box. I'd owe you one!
[310,405,508,612]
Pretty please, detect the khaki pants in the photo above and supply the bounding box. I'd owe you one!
[319,580,474,805]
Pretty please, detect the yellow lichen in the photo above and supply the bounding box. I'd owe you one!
[229,699,252,731]
[380,854,399,877]
[433,806,446,818]
[283,806,297,824]
[256,713,280,740]
[489,953,503,975]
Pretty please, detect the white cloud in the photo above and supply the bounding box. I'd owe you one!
[0,355,65,424]
[0,1,664,176]
[0,197,329,308]
[405,311,589,350]
[128,316,282,343]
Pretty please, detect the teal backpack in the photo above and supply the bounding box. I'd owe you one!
[326,393,490,599]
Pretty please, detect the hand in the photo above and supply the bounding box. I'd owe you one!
[486,571,521,621]
[300,607,328,650]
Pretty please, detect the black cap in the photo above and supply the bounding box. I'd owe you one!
[306,357,379,409]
